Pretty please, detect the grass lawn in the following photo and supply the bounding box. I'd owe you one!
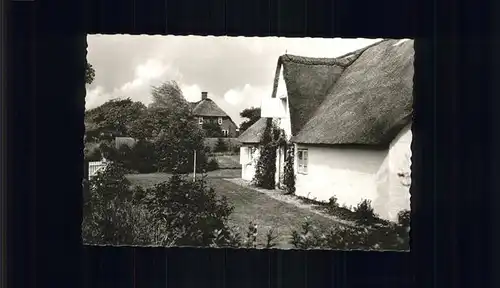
[209,178,341,248]
[127,169,341,248]
[125,169,241,188]
[213,155,240,169]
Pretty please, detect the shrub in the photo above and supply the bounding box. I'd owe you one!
[353,199,378,226]
[243,222,258,248]
[397,209,411,227]
[289,217,409,250]
[142,173,236,247]
[264,228,279,248]
[84,145,102,162]
[97,140,158,174]
[83,164,241,247]
[82,162,153,245]
[232,145,240,153]
[214,138,228,152]
[132,140,158,173]
[282,142,296,195]
[253,119,284,189]
[154,127,209,174]
[328,195,339,208]
[325,195,341,215]
[206,158,219,171]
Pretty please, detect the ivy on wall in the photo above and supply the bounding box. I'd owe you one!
[252,118,285,190]
[282,141,296,195]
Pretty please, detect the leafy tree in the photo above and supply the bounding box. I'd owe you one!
[85,98,147,142]
[86,61,95,84]
[239,107,261,133]
[149,81,190,112]
[202,121,223,138]
[152,112,209,173]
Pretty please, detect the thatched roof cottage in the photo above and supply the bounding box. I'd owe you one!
[238,39,414,221]
[189,91,239,138]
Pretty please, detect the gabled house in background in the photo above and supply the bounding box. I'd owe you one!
[189,92,239,138]
[238,39,414,221]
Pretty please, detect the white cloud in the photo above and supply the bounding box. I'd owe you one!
[180,84,203,102]
[86,58,185,109]
[85,86,107,109]
[223,84,267,106]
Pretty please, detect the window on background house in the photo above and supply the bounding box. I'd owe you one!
[218,117,223,125]
[198,117,204,124]
[297,148,308,174]
[222,130,228,137]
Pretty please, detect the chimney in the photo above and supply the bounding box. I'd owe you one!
[201,91,208,100]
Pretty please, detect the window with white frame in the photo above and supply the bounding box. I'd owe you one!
[198,117,204,124]
[218,117,223,125]
[222,129,228,137]
[297,148,308,174]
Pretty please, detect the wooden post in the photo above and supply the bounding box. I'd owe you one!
[193,150,197,182]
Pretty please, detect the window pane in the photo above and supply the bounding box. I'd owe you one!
[298,151,303,160]
[303,151,308,161]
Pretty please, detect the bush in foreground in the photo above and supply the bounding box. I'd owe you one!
[82,162,153,245]
[83,163,239,247]
[141,173,236,246]
[83,162,409,250]
[289,216,409,250]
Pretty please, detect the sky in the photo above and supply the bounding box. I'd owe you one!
[86,35,382,126]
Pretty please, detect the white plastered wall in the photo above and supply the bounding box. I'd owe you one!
[294,124,412,222]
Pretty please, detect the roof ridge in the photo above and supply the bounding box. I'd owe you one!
[296,39,392,132]
[278,39,388,68]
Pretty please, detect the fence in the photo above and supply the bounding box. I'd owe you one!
[208,151,240,157]
[88,160,108,177]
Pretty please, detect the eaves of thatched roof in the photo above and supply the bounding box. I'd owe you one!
[237,117,268,144]
[272,39,414,147]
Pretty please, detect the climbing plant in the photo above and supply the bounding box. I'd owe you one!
[282,141,296,195]
[252,118,285,189]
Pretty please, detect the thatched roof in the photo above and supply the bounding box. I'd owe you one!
[190,98,229,117]
[237,118,268,144]
[291,39,414,145]
[269,39,414,146]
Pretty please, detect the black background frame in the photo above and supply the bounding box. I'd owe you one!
[3,0,497,287]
